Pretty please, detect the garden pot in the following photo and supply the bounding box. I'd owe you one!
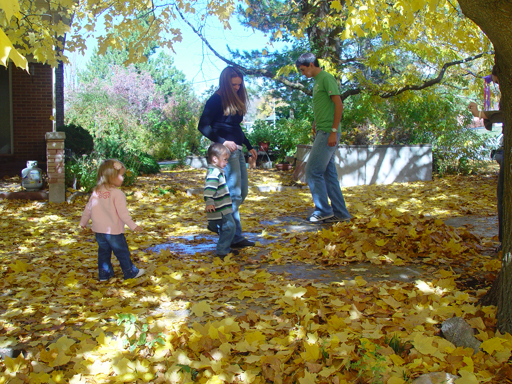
[275,163,293,171]
[259,142,270,152]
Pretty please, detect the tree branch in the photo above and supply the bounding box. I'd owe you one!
[378,52,492,98]
[175,6,310,94]
[179,10,492,101]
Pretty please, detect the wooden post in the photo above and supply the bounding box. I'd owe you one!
[45,131,66,203]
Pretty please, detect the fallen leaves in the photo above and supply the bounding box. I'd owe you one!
[0,169,509,383]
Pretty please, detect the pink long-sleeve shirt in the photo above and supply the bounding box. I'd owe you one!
[80,186,137,234]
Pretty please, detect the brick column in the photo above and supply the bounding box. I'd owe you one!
[45,132,66,203]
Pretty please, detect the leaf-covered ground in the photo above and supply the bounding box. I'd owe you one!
[0,167,511,384]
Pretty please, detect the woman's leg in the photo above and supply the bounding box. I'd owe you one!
[225,150,246,243]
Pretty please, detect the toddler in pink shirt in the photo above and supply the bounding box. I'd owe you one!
[80,159,145,281]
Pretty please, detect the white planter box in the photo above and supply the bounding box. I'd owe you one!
[294,144,432,186]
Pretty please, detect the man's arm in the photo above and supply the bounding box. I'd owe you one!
[328,95,343,147]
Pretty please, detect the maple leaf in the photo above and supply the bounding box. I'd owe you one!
[8,259,29,273]
[299,371,318,384]
[481,337,506,354]
[455,370,478,384]
[191,301,212,317]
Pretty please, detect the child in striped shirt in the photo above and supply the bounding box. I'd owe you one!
[204,143,238,258]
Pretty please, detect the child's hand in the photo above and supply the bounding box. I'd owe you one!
[80,225,88,231]
[206,205,216,212]
[134,226,143,232]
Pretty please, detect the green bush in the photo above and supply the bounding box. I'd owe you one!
[57,124,94,155]
[432,128,490,176]
[65,154,99,192]
[95,137,160,174]
[246,118,312,163]
[273,118,312,162]
[246,120,274,147]
[65,138,160,192]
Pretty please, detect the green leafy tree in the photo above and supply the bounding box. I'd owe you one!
[67,48,202,160]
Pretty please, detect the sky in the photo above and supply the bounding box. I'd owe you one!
[68,13,288,95]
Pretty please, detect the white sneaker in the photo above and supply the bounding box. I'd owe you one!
[134,269,145,278]
[309,213,334,223]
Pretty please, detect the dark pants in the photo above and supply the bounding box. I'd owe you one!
[95,233,139,280]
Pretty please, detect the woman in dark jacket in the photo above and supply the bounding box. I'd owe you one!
[198,66,258,249]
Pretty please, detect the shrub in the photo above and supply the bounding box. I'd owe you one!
[432,128,490,176]
[65,154,99,192]
[273,118,312,162]
[246,120,274,147]
[57,124,94,156]
[65,138,160,192]
[95,137,160,174]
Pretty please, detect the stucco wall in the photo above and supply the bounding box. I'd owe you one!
[294,144,433,186]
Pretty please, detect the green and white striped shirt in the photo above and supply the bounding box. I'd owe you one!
[204,165,233,220]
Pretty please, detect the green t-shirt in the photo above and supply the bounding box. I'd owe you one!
[312,70,341,133]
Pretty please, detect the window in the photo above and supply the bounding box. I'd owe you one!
[0,66,12,154]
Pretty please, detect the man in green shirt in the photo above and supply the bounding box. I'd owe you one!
[296,53,351,223]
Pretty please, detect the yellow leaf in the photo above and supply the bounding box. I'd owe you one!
[206,376,224,384]
[302,342,320,361]
[29,372,51,384]
[0,0,19,20]
[375,239,388,246]
[9,260,29,273]
[112,358,138,382]
[245,331,266,345]
[4,355,26,373]
[481,337,505,354]
[455,371,478,384]
[390,354,405,366]
[285,285,307,298]
[191,301,212,317]
[387,377,406,384]
[245,355,262,363]
[412,333,438,355]
[330,0,343,12]
[460,355,474,373]
[299,371,317,384]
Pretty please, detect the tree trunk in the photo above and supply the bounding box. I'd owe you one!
[458,0,512,334]
[55,59,65,129]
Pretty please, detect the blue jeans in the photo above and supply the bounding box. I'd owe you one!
[224,149,248,243]
[305,131,351,219]
[207,213,236,256]
[95,233,139,280]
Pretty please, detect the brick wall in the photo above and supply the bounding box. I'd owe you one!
[0,63,53,176]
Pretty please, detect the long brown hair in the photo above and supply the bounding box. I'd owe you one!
[217,66,248,116]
